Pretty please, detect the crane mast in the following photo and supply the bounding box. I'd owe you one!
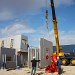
[50,0,60,55]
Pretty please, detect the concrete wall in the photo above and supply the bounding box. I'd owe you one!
[0,35,28,52]
[0,35,21,51]
[0,35,28,67]
[28,47,39,67]
[39,38,53,68]
[28,38,53,68]
[20,35,28,52]
[17,52,28,67]
[0,47,16,68]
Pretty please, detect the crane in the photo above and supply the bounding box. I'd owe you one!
[50,0,75,66]
[45,0,65,73]
[45,0,64,56]
[50,0,60,55]
[46,0,64,56]
[45,0,63,73]
[45,0,75,69]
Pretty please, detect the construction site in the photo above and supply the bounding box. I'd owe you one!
[0,0,75,75]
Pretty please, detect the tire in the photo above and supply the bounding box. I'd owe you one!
[70,59,75,65]
[61,59,68,65]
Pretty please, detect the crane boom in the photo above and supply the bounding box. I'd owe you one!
[50,0,60,55]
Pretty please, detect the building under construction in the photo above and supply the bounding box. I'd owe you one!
[0,35,28,67]
[0,35,53,68]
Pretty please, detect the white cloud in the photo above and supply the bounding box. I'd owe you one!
[0,22,75,47]
[48,30,75,45]
[44,29,75,46]
[30,26,75,47]
[59,30,75,45]
[0,22,35,37]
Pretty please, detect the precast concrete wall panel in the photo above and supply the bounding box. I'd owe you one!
[39,38,53,68]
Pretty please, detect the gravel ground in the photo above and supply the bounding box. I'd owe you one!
[0,66,75,75]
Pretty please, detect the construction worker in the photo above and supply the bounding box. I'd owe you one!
[31,57,40,75]
[57,57,62,75]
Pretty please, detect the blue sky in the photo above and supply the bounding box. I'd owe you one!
[0,0,75,47]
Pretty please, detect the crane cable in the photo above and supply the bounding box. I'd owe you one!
[45,0,50,38]
[42,0,51,60]
[45,0,48,29]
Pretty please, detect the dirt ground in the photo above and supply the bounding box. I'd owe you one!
[0,66,75,75]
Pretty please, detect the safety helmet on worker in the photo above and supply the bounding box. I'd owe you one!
[33,56,35,59]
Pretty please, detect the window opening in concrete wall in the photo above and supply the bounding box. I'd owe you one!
[1,40,4,47]
[32,49,35,57]
[10,39,14,48]
[22,39,27,45]
[6,56,12,61]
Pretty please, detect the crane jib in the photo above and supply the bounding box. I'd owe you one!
[50,0,56,20]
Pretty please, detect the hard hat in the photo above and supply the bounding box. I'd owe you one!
[57,56,59,59]
[33,56,35,59]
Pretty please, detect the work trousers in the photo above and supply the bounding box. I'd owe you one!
[31,67,36,75]
[57,66,62,75]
